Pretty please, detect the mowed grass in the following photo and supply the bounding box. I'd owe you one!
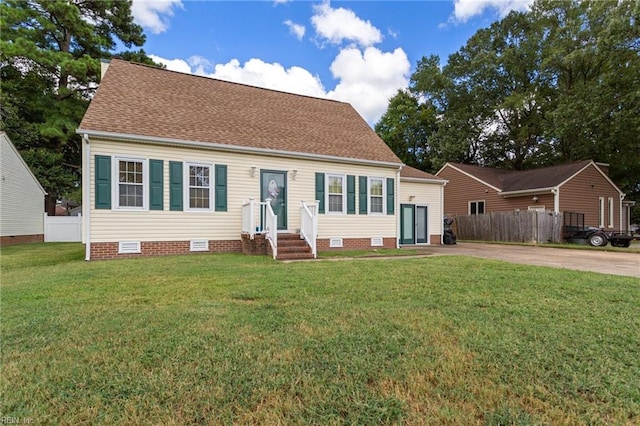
[1,243,639,425]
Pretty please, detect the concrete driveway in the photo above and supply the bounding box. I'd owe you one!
[426,242,640,278]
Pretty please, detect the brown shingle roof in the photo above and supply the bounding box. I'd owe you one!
[447,163,508,189]
[79,59,402,165]
[500,161,592,191]
[400,165,445,181]
[447,160,593,191]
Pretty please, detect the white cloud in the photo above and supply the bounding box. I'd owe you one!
[311,2,382,47]
[131,0,183,34]
[187,55,214,75]
[148,54,191,73]
[147,47,409,125]
[452,0,534,23]
[327,47,410,124]
[284,20,306,41]
[211,59,327,98]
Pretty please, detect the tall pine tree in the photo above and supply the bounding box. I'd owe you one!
[0,0,157,214]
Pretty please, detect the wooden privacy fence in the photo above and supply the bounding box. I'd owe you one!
[452,211,563,244]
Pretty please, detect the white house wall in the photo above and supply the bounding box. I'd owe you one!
[399,179,444,239]
[0,133,46,237]
[88,138,399,243]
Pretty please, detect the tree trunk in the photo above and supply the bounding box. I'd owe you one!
[45,194,57,216]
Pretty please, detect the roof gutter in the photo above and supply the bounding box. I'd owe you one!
[75,129,404,169]
[401,177,448,185]
[500,187,556,198]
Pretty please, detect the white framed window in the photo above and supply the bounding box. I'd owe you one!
[185,162,213,211]
[528,206,545,212]
[115,157,147,210]
[368,177,385,215]
[469,200,485,215]
[326,174,345,214]
[608,197,614,228]
[598,197,605,228]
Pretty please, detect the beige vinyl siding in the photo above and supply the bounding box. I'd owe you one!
[0,133,46,237]
[399,180,444,238]
[89,138,399,242]
[558,164,621,229]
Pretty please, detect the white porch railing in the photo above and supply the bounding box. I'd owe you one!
[264,198,278,259]
[300,200,319,258]
[241,198,318,259]
[241,198,257,236]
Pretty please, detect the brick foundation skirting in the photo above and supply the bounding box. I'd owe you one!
[1,234,44,246]
[316,237,396,251]
[241,233,269,255]
[90,239,242,260]
[90,234,443,260]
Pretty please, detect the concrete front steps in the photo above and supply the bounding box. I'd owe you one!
[276,233,314,260]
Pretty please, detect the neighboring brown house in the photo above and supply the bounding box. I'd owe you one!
[436,160,633,231]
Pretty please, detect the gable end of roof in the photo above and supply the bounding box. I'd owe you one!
[437,163,502,192]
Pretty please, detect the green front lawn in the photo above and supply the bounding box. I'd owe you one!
[2,243,638,424]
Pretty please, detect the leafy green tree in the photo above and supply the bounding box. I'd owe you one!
[374,89,438,171]
[533,0,640,201]
[379,0,639,219]
[0,0,157,214]
[410,11,549,171]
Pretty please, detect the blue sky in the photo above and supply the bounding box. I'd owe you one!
[129,0,534,124]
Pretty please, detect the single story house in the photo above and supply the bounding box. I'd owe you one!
[0,132,47,245]
[436,161,633,231]
[77,59,446,260]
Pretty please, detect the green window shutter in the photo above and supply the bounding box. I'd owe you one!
[215,164,227,212]
[149,159,164,210]
[315,173,325,214]
[347,175,356,214]
[169,161,183,211]
[386,177,395,215]
[95,155,111,209]
[358,176,368,214]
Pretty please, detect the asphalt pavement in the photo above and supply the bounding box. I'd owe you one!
[426,242,640,278]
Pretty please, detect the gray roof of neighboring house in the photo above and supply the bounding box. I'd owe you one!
[444,160,596,192]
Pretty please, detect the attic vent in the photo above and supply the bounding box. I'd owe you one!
[371,237,384,247]
[190,239,209,252]
[119,241,141,254]
[329,238,343,248]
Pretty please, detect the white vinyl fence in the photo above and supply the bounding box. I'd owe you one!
[44,213,82,242]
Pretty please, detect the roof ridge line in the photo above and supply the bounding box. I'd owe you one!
[110,58,348,105]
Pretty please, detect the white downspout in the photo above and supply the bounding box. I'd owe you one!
[82,134,91,261]
[396,167,401,248]
[441,181,447,244]
[552,187,560,214]
[620,193,626,232]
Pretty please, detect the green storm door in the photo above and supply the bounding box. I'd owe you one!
[400,204,415,245]
[416,205,428,244]
[261,170,287,230]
